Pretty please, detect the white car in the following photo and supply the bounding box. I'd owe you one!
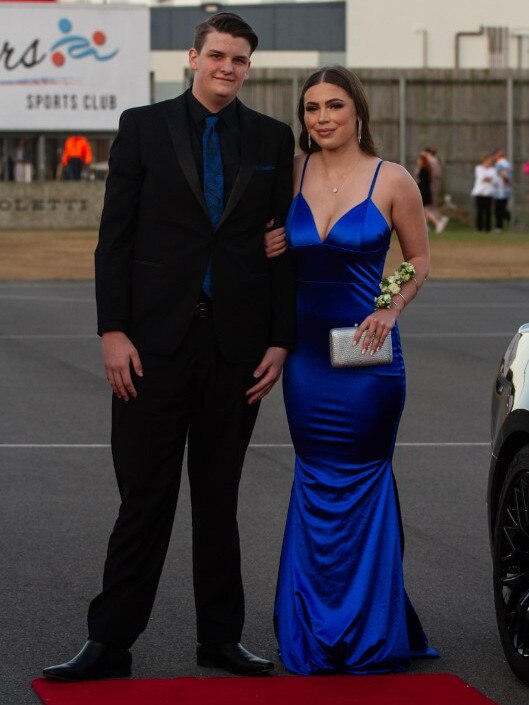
[489,322,529,685]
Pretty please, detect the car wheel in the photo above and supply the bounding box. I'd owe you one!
[493,443,529,685]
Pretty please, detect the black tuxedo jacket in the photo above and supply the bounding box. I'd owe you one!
[95,91,296,363]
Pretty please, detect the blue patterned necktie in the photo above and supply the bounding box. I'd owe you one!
[202,115,224,297]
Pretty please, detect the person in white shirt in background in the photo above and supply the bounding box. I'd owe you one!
[470,153,497,232]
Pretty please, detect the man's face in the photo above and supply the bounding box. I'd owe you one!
[189,31,252,112]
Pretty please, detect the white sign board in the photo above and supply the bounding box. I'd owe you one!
[0,4,150,131]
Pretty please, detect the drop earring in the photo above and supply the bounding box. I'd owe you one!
[357,120,362,145]
[308,133,312,150]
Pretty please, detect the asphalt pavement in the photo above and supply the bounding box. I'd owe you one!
[1,278,529,705]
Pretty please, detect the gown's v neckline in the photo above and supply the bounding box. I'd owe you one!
[297,156,385,243]
[298,193,372,244]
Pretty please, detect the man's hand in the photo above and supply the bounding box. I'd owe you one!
[246,346,288,405]
[102,331,143,401]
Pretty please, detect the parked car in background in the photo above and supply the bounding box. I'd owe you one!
[488,322,529,685]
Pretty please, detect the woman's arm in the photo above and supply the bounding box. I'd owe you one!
[354,162,430,354]
[391,164,430,290]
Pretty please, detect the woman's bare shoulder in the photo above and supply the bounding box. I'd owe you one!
[380,160,417,191]
[380,160,413,181]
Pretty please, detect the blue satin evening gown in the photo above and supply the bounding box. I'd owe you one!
[274,157,438,675]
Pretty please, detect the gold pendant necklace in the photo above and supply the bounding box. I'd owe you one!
[329,169,354,194]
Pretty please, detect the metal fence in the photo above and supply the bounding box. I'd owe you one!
[239,68,529,226]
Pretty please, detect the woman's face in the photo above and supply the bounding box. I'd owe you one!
[303,82,358,151]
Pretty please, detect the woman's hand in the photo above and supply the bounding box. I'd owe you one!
[264,222,287,258]
[353,308,398,355]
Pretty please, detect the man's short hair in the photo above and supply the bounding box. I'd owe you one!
[193,12,258,54]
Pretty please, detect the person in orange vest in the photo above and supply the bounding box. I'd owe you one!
[61,135,92,180]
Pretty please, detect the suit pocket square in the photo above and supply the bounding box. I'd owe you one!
[255,164,276,172]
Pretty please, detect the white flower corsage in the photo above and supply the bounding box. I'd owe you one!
[374,262,416,309]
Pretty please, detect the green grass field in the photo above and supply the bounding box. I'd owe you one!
[429,224,529,244]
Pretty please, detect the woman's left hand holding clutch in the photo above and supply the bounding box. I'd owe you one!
[353,308,398,356]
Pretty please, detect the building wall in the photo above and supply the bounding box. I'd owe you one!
[0,181,105,229]
[346,0,529,69]
[151,3,345,50]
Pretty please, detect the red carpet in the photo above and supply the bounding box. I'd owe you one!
[32,673,498,705]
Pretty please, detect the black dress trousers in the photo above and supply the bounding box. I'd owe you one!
[87,316,260,648]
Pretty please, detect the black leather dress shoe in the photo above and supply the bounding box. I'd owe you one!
[42,640,132,681]
[197,642,274,675]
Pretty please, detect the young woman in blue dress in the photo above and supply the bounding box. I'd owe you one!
[266,66,438,674]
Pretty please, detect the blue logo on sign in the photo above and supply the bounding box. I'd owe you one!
[49,18,118,66]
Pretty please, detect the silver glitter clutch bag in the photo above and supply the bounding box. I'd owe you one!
[329,326,393,368]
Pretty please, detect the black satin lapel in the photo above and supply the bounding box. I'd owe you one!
[219,107,259,227]
[165,97,208,216]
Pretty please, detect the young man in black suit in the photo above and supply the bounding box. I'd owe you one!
[43,12,295,680]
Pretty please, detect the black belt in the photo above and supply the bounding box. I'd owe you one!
[194,299,213,318]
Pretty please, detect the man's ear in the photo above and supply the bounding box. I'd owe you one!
[188,47,198,70]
